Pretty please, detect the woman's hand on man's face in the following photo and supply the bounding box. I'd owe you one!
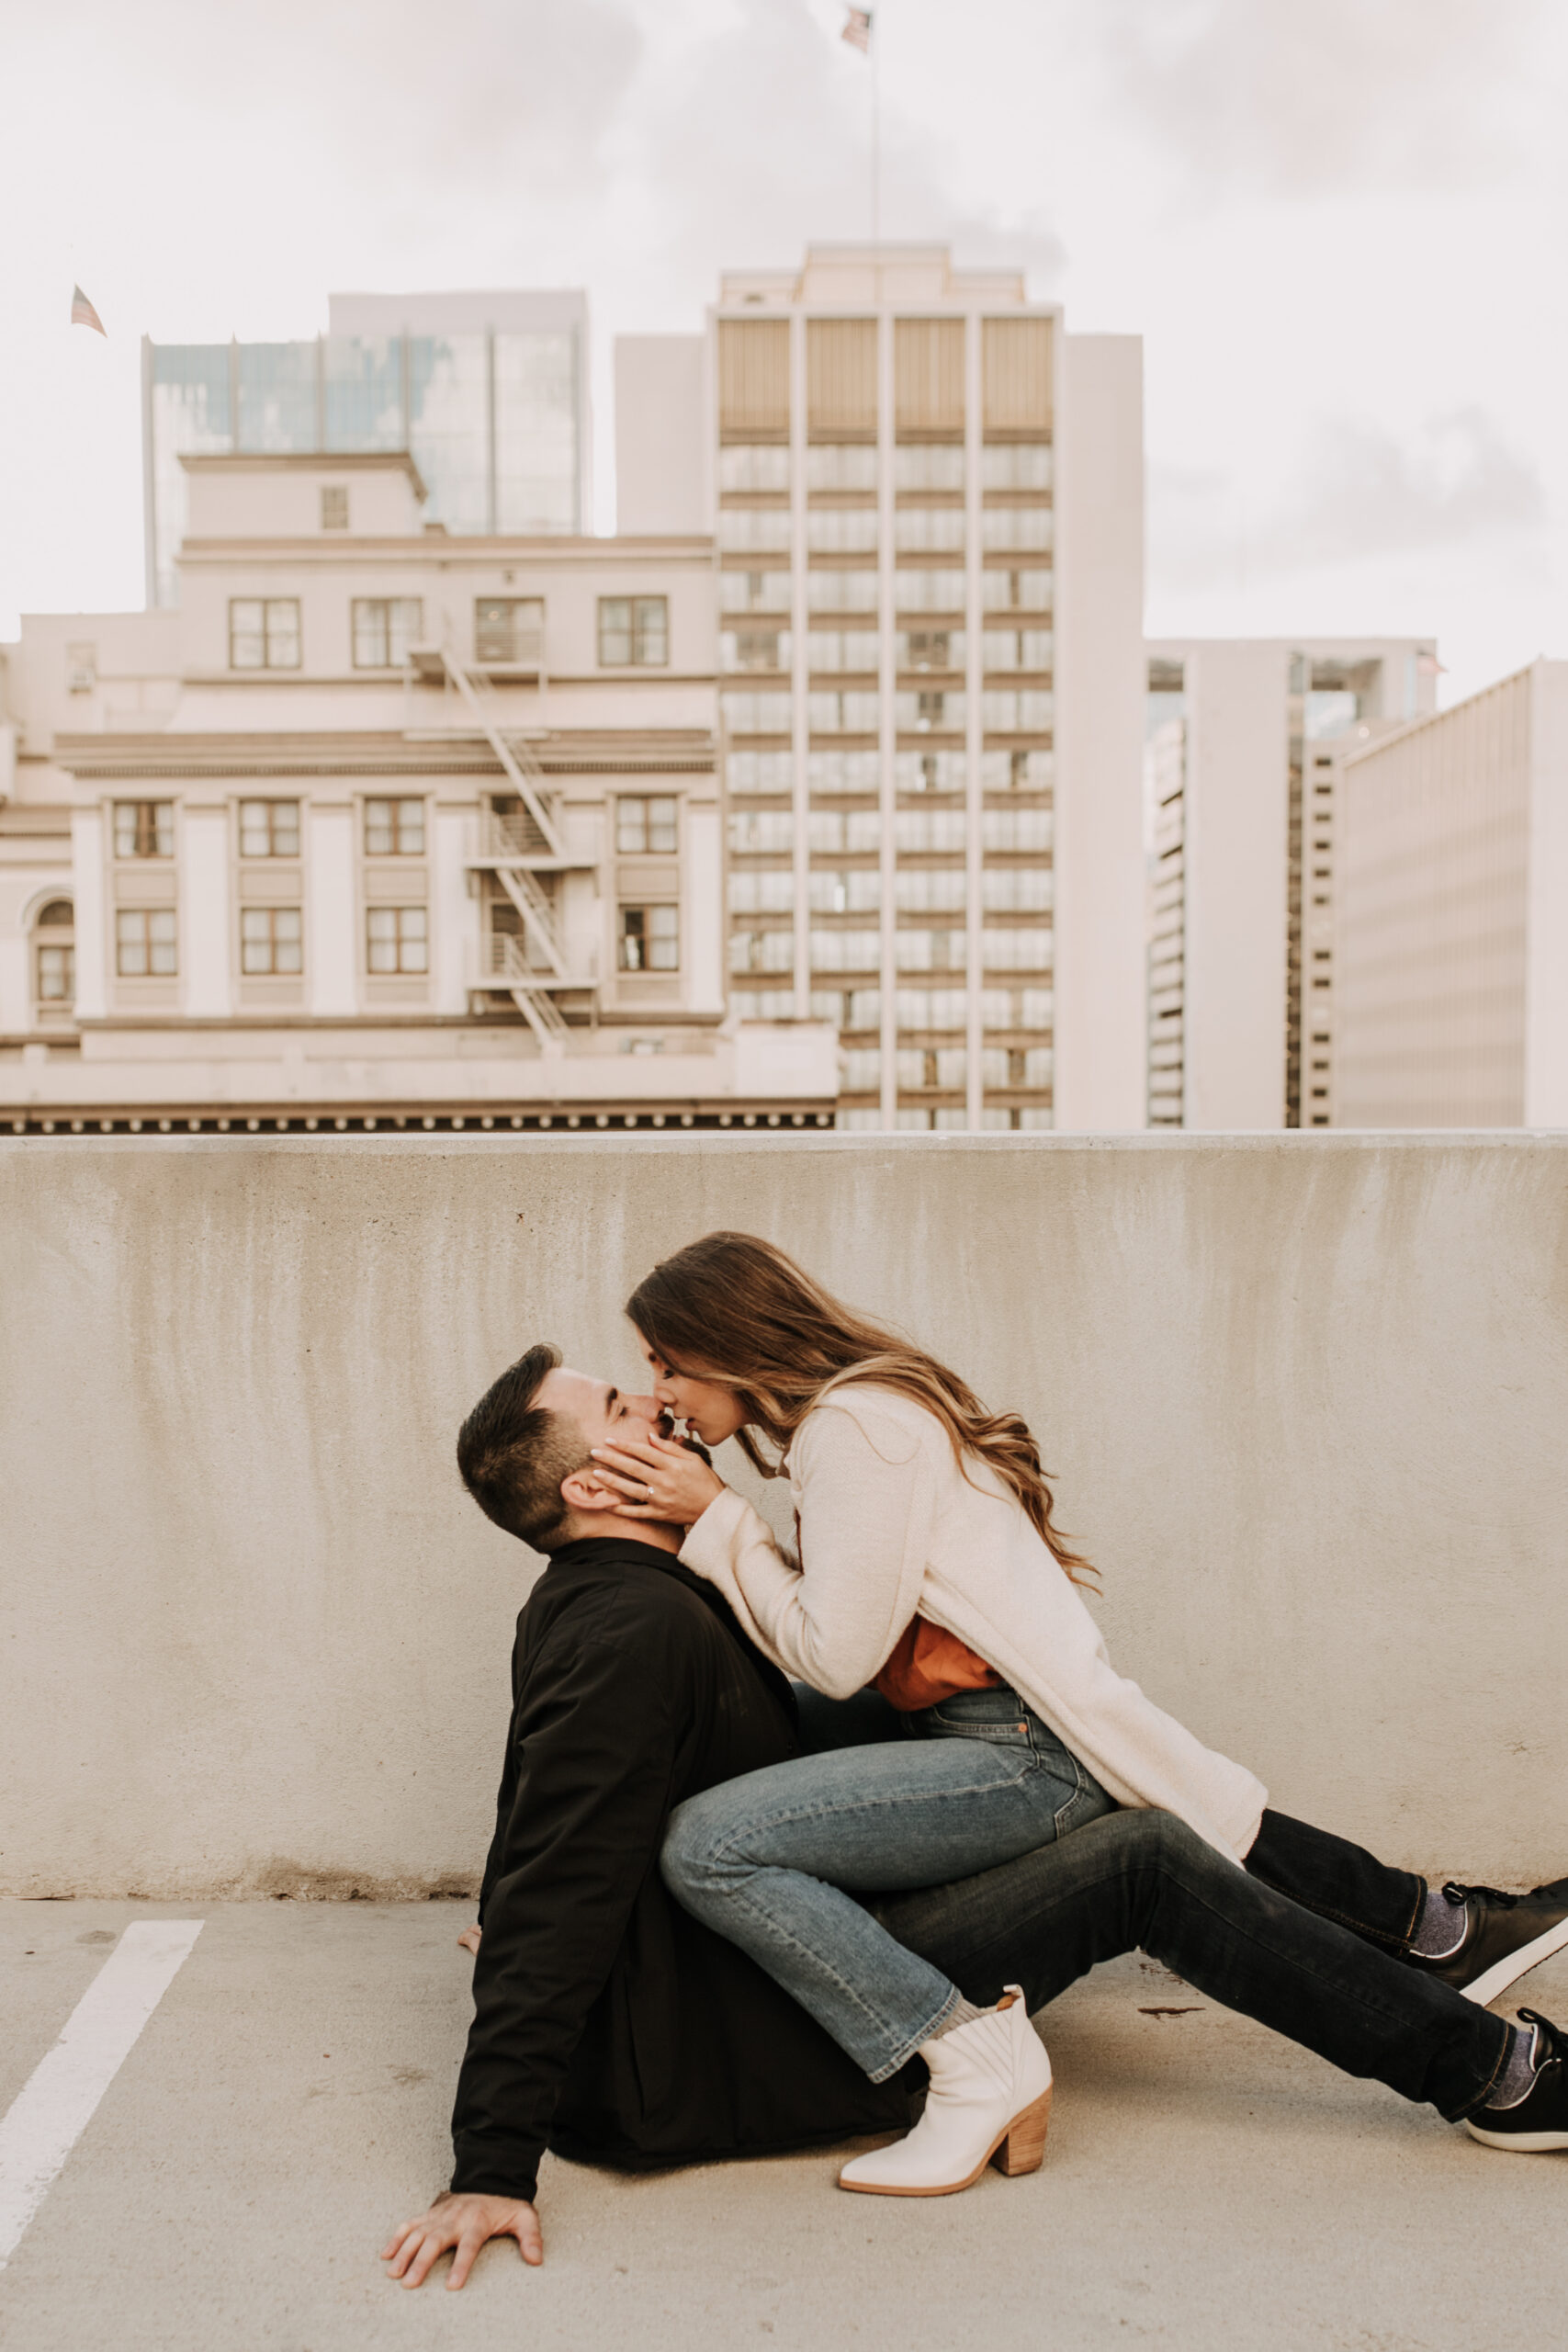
[588,1426,726,1525]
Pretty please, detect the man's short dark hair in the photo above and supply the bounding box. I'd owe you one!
[457,1342,590,1553]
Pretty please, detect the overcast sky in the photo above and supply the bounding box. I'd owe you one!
[3,0,1564,702]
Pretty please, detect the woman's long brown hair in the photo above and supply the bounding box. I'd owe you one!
[626,1231,1095,1586]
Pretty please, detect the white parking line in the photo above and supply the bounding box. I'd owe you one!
[0,1919,204,2270]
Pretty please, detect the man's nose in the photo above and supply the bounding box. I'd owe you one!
[626,1393,663,1424]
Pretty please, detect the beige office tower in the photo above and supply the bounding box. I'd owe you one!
[1144,638,1438,1130]
[1334,661,1568,1128]
[623,245,1146,1132]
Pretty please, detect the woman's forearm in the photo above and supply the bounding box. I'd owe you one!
[680,1406,931,1693]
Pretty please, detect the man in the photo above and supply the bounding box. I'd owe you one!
[383,1348,1568,2291]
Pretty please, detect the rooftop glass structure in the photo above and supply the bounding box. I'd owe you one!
[143,310,586,605]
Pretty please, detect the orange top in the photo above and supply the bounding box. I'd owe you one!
[873,1615,1004,1712]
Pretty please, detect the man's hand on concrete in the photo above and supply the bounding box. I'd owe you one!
[381,2191,542,2289]
[457,1923,481,1954]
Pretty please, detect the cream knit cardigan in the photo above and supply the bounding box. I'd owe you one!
[680,1385,1266,1865]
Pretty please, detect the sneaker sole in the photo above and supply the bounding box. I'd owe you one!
[1461,1915,1568,2007]
[1463,2118,1568,2153]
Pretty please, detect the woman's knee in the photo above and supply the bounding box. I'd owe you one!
[660,1787,744,1902]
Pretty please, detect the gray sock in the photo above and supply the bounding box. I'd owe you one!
[1412,1884,1468,1960]
[1483,2021,1541,2111]
[928,1995,987,2041]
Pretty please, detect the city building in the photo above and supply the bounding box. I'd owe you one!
[618,243,1147,1132]
[0,448,837,1133]
[1144,638,1439,1130]
[1332,661,1568,1128]
[143,289,592,607]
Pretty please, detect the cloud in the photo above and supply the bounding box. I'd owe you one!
[1089,0,1550,193]
[1152,409,1545,593]
[598,0,1066,321]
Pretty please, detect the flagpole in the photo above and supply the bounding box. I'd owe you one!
[871,25,880,249]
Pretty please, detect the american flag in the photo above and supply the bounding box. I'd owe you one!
[71,285,106,337]
[841,6,872,52]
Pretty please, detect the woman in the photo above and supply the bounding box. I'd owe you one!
[586,1233,1554,2197]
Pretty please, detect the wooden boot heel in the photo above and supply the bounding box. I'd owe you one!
[991,2084,1053,2177]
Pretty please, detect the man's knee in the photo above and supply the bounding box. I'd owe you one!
[1072,1806,1223,1891]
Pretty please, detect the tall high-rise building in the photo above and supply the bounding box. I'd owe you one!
[1333,661,1568,1128]
[619,244,1147,1132]
[143,290,592,607]
[1144,638,1438,1130]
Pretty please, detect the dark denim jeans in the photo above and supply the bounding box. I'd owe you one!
[798,1685,1510,2120]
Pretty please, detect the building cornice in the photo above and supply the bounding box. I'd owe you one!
[52,729,717,780]
[180,450,430,498]
[176,533,716,568]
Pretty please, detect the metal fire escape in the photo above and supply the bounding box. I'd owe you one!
[408,639,595,1049]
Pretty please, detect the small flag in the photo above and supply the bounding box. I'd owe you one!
[71,285,106,336]
[841,6,872,52]
[1416,651,1447,675]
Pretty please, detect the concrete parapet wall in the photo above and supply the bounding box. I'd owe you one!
[3,1134,1564,1896]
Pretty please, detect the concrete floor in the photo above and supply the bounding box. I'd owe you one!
[2,1901,1562,2352]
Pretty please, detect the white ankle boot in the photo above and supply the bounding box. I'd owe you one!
[839,1986,1053,2197]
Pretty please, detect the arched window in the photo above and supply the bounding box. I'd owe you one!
[33,898,75,1018]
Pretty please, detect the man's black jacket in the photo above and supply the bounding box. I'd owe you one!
[449,1534,908,2199]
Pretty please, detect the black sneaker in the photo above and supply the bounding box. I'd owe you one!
[1465,2011,1568,2152]
[1414,1877,1568,2006]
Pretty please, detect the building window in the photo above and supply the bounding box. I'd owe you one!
[35,902,75,1008]
[367,907,428,974]
[721,689,793,733]
[321,484,349,530]
[722,627,790,673]
[620,904,679,972]
[718,510,793,554]
[981,508,1052,552]
[352,599,424,669]
[113,801,175,859]
[616,795,678,855]
[474,598,544,665]
[981,445,1052,491]
[734,928,798,975]
[808,689,880,734]
[599,596,670,668]
[238,799,301,858]
[982,570,1052,612]
[896,689,965,732]
[808,628,880,673]
[229,598,301,671]
[116,908,177,978]
[240,906,303,975]
[718,447,791,492]
[898,628,964,673]
[364,797,426,856]
[721,569,793,614]
[66,641,96,693]
[38,941,75,1004]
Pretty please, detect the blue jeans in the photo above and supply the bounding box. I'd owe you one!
[661,1685,1115,2082]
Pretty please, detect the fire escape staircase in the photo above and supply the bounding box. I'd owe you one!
[409,643,596,1050]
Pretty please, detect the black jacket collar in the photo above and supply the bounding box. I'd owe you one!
[546,1533,692,1577]
[539,1535,796,1728]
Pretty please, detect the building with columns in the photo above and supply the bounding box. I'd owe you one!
[617,244,1148,1132]
[0,449,836,1134]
